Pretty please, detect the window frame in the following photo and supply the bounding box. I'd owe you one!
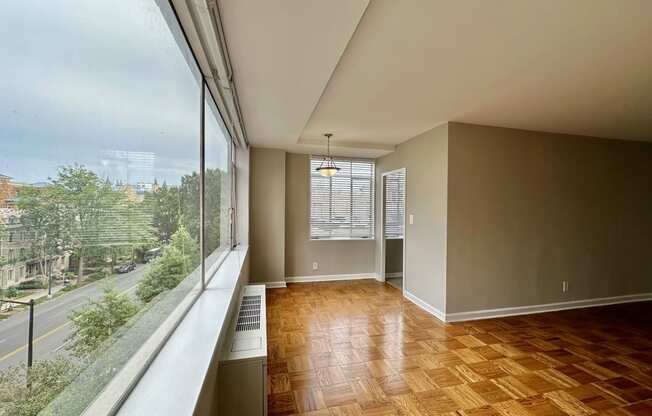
[17,1,241,414]
[383,169,406,240]
[308,156,376,241]
[201,82,236,287]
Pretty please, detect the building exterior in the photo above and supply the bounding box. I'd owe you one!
[0,208,71,290]
[114,180,160,202]
[0,174,16,209]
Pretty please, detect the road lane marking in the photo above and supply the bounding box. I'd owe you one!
[0,282,140,364]
[54,339,72,352]
[0,321,71,363]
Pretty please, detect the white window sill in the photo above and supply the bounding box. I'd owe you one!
[115,245,249,416]
[309,237,376,241]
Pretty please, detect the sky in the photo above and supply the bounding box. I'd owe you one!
[0,0,228,186]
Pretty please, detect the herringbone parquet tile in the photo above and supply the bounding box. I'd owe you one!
[266,280,652,416]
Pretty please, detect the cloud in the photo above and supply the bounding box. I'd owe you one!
[0,0,225,185]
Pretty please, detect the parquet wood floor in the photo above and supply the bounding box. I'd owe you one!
[266,280,652,416]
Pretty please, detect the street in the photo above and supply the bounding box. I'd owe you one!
[0,264,148,370]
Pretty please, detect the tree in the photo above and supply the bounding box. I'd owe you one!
[148,183,180,243]
[16,186,65,280]
[178,172,200,243]
[67,288,139,357]
[167,168,227,255]
[0,221,9,295]
[204,168,226,254]
[99,185,155,247]
[148,168,227,252]
[136,225,199,303]
[0,357,79,416]
[48,165,114,284]
[18,165,155,285]
[0,228,7,296]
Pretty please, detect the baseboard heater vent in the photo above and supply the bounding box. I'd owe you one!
[218,285,267,416]
[235,295,261,332]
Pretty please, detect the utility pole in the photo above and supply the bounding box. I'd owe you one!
[28,299,34,367]
[47,257,52,298]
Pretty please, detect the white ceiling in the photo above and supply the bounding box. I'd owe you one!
[220,0,652,158]
[218,0,370,155]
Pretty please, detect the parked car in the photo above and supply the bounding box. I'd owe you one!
[116,262,136,274]
[144,247,162,263]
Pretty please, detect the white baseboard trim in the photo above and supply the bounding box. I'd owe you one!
[446,292,652,322]
[403,290,446,323]
[402,291,652,324]
[385,272,403,278]
[286,273,377,283]
[264,281,287,289]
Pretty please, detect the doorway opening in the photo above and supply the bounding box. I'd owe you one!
[382,168,406,292]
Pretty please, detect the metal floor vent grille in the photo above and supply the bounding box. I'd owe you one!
[235,295,261,332]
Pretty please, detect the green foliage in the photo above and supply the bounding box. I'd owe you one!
[203,168,227,254]
[86,270,107,281]
[5,287,19,298]
[15,280,46,290]
[0,357,79,416]
[0,222,5,268]
[146,168,227,254]
[136,226,200,303]
[178,172,201,243]
[61,284,78,292]
[16,186,64,249]
[17,165,155,283]
[170,224,200,267]
[49,165,155,248]
[148,183,180,243]
[67,288,139,357]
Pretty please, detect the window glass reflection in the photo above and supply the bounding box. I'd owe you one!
[0,1,222,414]
[203,87,232,273]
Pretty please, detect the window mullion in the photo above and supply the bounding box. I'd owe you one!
[350,161,353,239]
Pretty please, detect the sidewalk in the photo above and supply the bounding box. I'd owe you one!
[0,283,66,312]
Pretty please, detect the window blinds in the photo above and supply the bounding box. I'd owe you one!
[310,157,375,239]
[384,170,405,239]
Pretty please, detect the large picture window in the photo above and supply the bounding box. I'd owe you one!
[310,157,375,240]
[0,1,234,414]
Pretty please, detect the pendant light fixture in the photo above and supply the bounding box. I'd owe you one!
[316,133,340,177]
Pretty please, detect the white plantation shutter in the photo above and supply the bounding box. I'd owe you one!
[384,170,405,239]
[310,157,375,239]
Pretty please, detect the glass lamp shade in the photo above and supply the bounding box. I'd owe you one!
[317,166,339,177]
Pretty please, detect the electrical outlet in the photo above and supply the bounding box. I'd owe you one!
[562,281,568,293]
[312,262,319,271]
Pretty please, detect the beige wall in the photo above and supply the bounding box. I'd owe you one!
[385,238,403,274]
[250,147,285,283]
[376,124,448,312]
[285,153,375,277]
[446,123,652,313]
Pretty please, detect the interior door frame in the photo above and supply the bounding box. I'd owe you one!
[380,168,407,294]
